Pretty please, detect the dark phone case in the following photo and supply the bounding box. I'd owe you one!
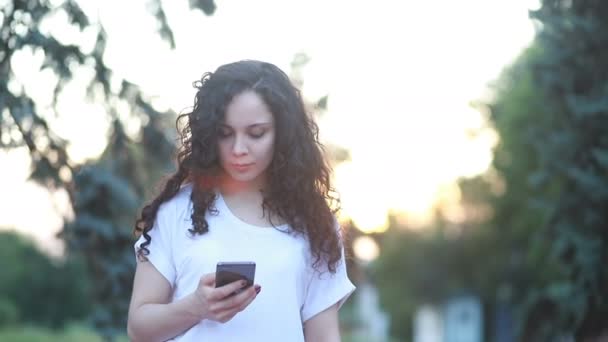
[215,262,256,288]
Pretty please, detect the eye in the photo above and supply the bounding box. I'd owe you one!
[218,127,233,138]
[249,131,266,139]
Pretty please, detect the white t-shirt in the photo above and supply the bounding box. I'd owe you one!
[134,184,356,341]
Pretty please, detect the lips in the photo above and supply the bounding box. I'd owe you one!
[232,163,253,171]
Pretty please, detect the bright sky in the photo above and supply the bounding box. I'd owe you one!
[1,0,538,256]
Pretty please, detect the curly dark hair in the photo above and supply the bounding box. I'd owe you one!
[134,60,343,273]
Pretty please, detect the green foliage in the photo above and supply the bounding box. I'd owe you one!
[455,1,608,340]
[61,114,175,338]
[372,2,608,341]
[1,1,217,339]
[482,44,566,335]
[0,323,129,342]
[518,1,608,339]
[371,220,507,341]
[0,299,19,327]
[0,231,92,329]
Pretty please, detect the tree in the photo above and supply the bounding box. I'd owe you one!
[464,1,608,338]
[1,0,216,189]
[522,1,608,339]
[0,230,92,328]
[373,1,608,338]
[465,44,564,340]
[1,0,216,339]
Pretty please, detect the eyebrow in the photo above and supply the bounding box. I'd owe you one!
[220,122,273,128]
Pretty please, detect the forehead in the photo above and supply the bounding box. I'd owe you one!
[223,90,274,127]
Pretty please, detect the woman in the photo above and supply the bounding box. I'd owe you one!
[127,60,355,342]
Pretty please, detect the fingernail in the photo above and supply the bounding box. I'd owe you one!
[255,285,261,294]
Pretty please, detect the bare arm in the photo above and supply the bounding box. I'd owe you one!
[127,261,200,342]
[303,303,341,342]
[127,260,258,342]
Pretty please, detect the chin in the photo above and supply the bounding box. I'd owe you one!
[227,171,262,183]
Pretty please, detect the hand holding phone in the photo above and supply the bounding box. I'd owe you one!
[215,262,256,295]
[192,270,260,323]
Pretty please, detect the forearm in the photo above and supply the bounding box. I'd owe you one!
[128,293,202,342]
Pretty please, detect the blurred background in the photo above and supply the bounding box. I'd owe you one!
[1,0,607,341]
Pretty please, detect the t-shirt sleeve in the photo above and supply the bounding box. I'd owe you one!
[301,225,356,322]
[134,201,177,288]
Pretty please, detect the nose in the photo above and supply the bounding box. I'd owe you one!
[232,134,248,156]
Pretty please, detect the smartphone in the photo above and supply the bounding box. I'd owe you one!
[215,261,256,291]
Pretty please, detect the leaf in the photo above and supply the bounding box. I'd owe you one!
[69,214,115,240]
[316,95,329,111]
[147,0,175,49]
[63,0,90,30]
[189,0,217,15]
[291,52,311,69]
[528,170,549,188]
[565,93,608,118]
[592,148,608,169]
[546,282,574,301]
[565,167,608,200]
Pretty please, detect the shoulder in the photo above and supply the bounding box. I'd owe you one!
[156,183,193,221]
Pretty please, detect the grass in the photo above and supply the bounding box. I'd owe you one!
[0,323,128,342]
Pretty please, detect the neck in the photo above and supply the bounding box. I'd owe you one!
[216,172,267,198]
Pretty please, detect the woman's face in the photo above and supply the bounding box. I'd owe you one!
[217,90,276,185]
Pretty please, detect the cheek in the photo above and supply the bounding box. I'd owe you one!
[259,135,275,158]
[217,141,231,160]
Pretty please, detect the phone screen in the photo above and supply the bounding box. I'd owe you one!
[215,261,256,289]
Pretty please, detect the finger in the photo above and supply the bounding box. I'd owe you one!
[211,279,248,300]
[235,287,258,312]
[201,273,216,286]
[213,289,257,320]
[220,286,257,312]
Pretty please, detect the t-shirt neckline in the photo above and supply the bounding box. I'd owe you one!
[215,192,289,233]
